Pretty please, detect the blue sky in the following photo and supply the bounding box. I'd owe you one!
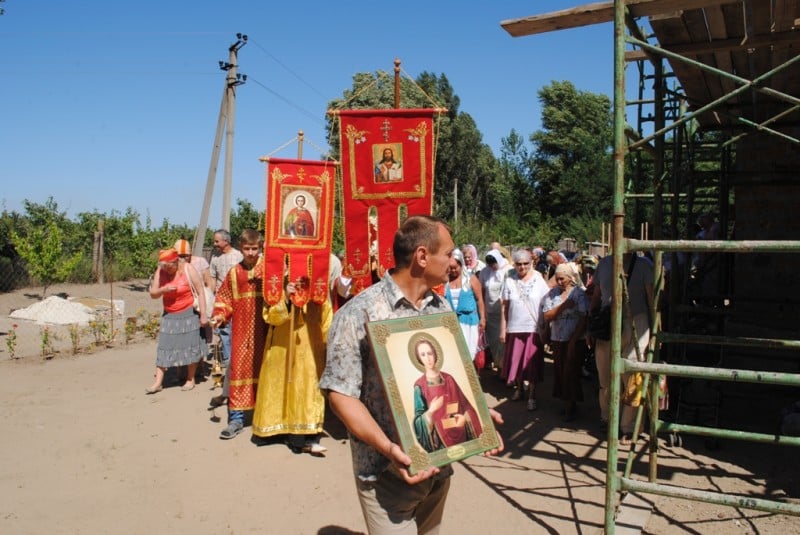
[0,1,621,227]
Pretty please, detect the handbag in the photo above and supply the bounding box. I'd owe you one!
[473,331,487,370]
[588,306,612,340]
[541,320,552,347]
[622,371,643,406]
[185,264,215,319]
[657,373,669,411]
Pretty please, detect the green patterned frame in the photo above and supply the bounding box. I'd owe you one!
[366,312,500,475]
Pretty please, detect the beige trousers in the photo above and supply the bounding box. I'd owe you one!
[355,466,451,535]
[594,312,650,434]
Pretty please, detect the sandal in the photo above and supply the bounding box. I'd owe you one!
[180,382,195,391]
[620,433,634,446]
[208,395,227,409]
[303,443,328,456]
[145,386,163,395]
[219,421,243,440]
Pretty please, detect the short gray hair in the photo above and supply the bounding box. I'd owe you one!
[214,229,232,243]
[512,249,532,264]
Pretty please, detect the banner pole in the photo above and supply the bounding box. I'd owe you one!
[394,58,401,108]
[286,300,295,386]
[297,130,304,160]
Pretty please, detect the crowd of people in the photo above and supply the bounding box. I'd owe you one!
[453,242,605,421]
[144,218,659,533]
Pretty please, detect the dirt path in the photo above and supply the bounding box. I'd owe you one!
[1,282,798,534]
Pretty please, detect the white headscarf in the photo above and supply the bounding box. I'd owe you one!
[484,249,509,283]
[450,248,471,288]
[555,262,582,288]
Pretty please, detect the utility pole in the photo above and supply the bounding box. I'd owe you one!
[193,33,247,256]
[453,178,458,227]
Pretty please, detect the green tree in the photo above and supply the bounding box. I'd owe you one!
[11,218,83,298]
[74,208,188,281]
[414,72,501,224]
[529,81,614,244]
[229,198,264,244]
[0,208,27,291]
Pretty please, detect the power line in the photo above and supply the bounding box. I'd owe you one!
[0,70,219,76]
[248,38,329,100]
[0,31,228,36]
[247,76,327,127]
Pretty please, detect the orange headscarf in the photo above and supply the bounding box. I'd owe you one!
[158,248,179,263]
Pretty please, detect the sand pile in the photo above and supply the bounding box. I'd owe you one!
[9,295,123,325]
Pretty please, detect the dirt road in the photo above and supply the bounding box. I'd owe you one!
[1,282,798,534]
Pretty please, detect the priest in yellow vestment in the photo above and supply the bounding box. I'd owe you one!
[252,280,332,454]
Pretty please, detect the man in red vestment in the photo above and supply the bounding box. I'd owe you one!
[211,229,267,439]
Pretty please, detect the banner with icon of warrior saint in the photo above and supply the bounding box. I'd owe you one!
[334,108,437,295]
[263,158,336,307]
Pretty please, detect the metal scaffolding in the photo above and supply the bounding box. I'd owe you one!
[606,1,800,533]
[504,1,800,532]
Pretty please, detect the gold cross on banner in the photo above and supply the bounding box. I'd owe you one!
[380,119,392,142]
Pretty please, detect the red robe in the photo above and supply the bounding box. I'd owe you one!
[284,207,315,237]
[213,260,267,411]
[413,371,483,451]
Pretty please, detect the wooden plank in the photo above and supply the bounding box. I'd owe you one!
[624,29,800,60]
[501,0,739,37]
[723,2,753,123]
[650,12,714,112]
[684,10,725,106]
[706,5,737,95]
[747,0,774,104]
[773,0,800,31]
[769,0,800,94]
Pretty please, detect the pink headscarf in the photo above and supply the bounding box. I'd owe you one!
[462,244,480,270]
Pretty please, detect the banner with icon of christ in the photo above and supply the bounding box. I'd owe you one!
[334,108,438,295]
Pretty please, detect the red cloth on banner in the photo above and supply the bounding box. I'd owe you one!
[336,109,437,294]
[263,158,335,307]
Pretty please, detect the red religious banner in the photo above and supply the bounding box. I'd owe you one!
[334,108,438,294]
[263,158,336,307]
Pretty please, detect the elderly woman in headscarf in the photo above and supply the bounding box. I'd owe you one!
[544,250,566,287]
[542,262,589,421]
[479,249,513,372]
[446,248,486,362]
[500,248,550,411]
[461,244,485,277]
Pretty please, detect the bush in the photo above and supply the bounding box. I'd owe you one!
[0,253,29,293]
